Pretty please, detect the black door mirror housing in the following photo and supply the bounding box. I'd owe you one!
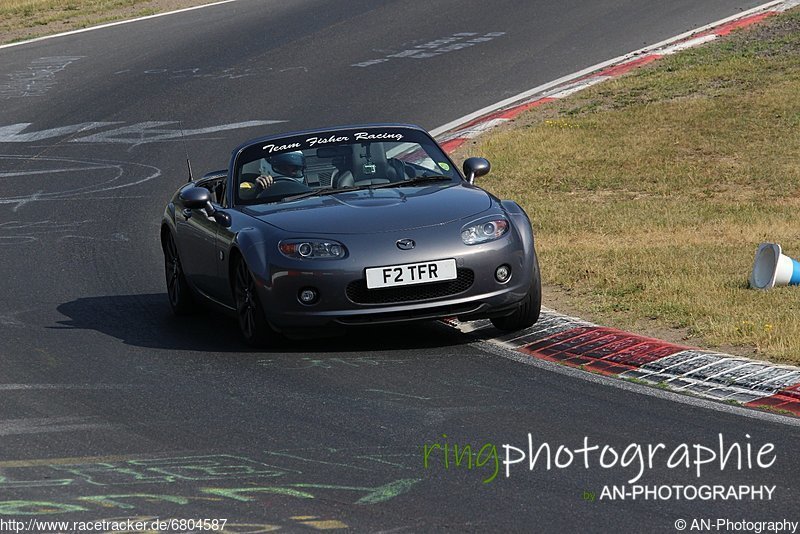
[180,186,212,209]
[463,157,491,184]
[179,186,231,227]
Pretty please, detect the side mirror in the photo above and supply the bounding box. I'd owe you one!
[212,210,232,228]
[463,157,491,184]
[179,186,211,209]
[179,186,232,227]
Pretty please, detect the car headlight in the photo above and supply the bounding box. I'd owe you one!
[461,218,509,245]
[279,239,347,259]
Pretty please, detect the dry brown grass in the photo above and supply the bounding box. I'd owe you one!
[0,0,215,43]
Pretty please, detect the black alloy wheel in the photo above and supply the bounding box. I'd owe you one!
[163,231,194,315]
[234,258,272,346]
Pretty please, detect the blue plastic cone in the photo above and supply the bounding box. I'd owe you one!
[749,243,800,290]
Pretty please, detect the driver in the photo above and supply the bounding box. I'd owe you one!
[239,151,306,199]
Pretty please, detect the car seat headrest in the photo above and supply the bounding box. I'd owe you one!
[316,146,350,158]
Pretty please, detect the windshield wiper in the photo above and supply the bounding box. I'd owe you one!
[280,175,452,202]
[369,174,453,189]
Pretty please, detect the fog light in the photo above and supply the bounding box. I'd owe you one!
[299,287,318,304]
[495,265,511,283]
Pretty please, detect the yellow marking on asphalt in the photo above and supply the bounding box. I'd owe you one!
[290,516,318,520]
[298,520,348,530]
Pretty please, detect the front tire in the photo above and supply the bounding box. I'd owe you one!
[233,258,273,347]
[163,231,194,315]
[491,250,542,331]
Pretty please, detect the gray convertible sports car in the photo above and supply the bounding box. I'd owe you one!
[161,124,541,345]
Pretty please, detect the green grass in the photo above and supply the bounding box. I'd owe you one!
[458,9,800,364]
[752,405,795,416]
[1,0,145,27]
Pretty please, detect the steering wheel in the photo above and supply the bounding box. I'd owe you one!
[255,177,310,200]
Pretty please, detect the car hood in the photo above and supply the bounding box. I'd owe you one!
[242,184,493,234]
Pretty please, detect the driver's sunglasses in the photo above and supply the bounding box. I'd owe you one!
[287,165,303,176]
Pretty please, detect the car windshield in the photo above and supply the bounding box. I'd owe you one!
[234,128,461,205]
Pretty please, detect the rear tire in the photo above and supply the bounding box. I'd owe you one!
[233,257,273,347]
[491,250,542,331]
[163,231,194,315]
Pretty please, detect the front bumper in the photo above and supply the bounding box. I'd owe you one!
[251,228,535,329]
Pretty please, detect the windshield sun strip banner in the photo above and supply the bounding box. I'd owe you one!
[257,129,412,157]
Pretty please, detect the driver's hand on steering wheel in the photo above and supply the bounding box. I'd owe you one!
[255,174,274,189]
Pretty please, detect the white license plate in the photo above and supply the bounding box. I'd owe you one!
[365,259,457,289]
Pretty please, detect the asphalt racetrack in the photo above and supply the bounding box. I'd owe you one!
[1,0,798,531]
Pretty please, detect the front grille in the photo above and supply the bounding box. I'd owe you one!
[335,302,482,325]
[346,268,474,305]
